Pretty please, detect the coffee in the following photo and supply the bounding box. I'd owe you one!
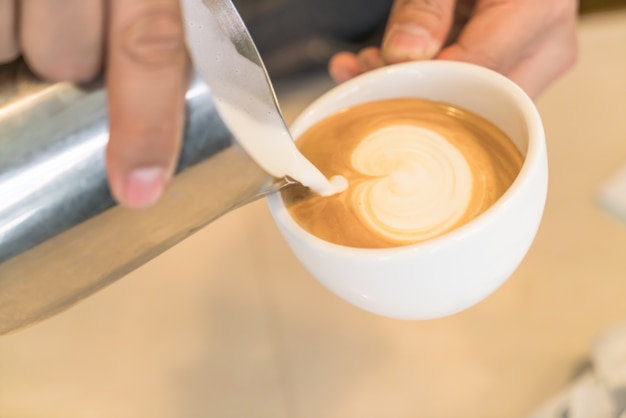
[282,98,523,248]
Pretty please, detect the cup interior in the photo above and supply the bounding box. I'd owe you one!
[272,61,543,253]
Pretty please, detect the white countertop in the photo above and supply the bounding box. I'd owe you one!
[1,9,626,418]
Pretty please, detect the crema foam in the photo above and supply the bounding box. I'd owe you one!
[282,98,523,248]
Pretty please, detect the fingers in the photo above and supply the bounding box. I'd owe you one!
[505,18,578,99]
[381,0,457,64]
[507,0,578,98]
[106,0,189,208]
[0,0,18,62]
[329,47,384,83]
[437,0,578,98]
[330,0,458,84]
[20,0,104,81]
[437,1,531,73]
[329,52,361,83]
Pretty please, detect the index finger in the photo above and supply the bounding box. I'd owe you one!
[106,0,189,208]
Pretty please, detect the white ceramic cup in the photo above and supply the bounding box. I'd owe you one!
[267,60,547,319]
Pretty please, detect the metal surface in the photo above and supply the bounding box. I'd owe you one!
[183,0,296,177]
[0,0,291,335]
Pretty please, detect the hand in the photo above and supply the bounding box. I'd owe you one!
[329,0,578,99]
[0,0,189,209]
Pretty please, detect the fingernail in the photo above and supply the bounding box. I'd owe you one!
[383,25,439,63]
[122,167,166,209]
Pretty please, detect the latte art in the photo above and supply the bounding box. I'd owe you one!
[351,125,473,242]
[282,98,523,248]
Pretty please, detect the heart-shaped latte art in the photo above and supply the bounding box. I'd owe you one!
[282,98,523,248]
[350,125,473,242]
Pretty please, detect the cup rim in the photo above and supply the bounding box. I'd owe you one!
[268,60,545,257]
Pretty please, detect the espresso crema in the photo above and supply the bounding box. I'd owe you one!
[282,98,523,248]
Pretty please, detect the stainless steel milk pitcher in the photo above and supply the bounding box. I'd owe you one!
[0,61,286,335]
[0,0,297,335]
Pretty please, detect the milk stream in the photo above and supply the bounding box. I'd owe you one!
[215,102,346,196]
[181,0,344,197]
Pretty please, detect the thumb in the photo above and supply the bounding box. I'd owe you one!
[382,0,457,64]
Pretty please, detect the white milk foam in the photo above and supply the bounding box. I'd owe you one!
[215,102,344,196]
[351,125,473,242]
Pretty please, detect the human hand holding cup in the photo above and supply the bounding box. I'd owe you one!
[267,60,547,319]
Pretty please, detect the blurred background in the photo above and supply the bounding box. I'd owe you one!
[1,1,626,417]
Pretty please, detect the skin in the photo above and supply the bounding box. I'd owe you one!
[0,0,188,209]
[329,0,579,99]
[0,0,578,209]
